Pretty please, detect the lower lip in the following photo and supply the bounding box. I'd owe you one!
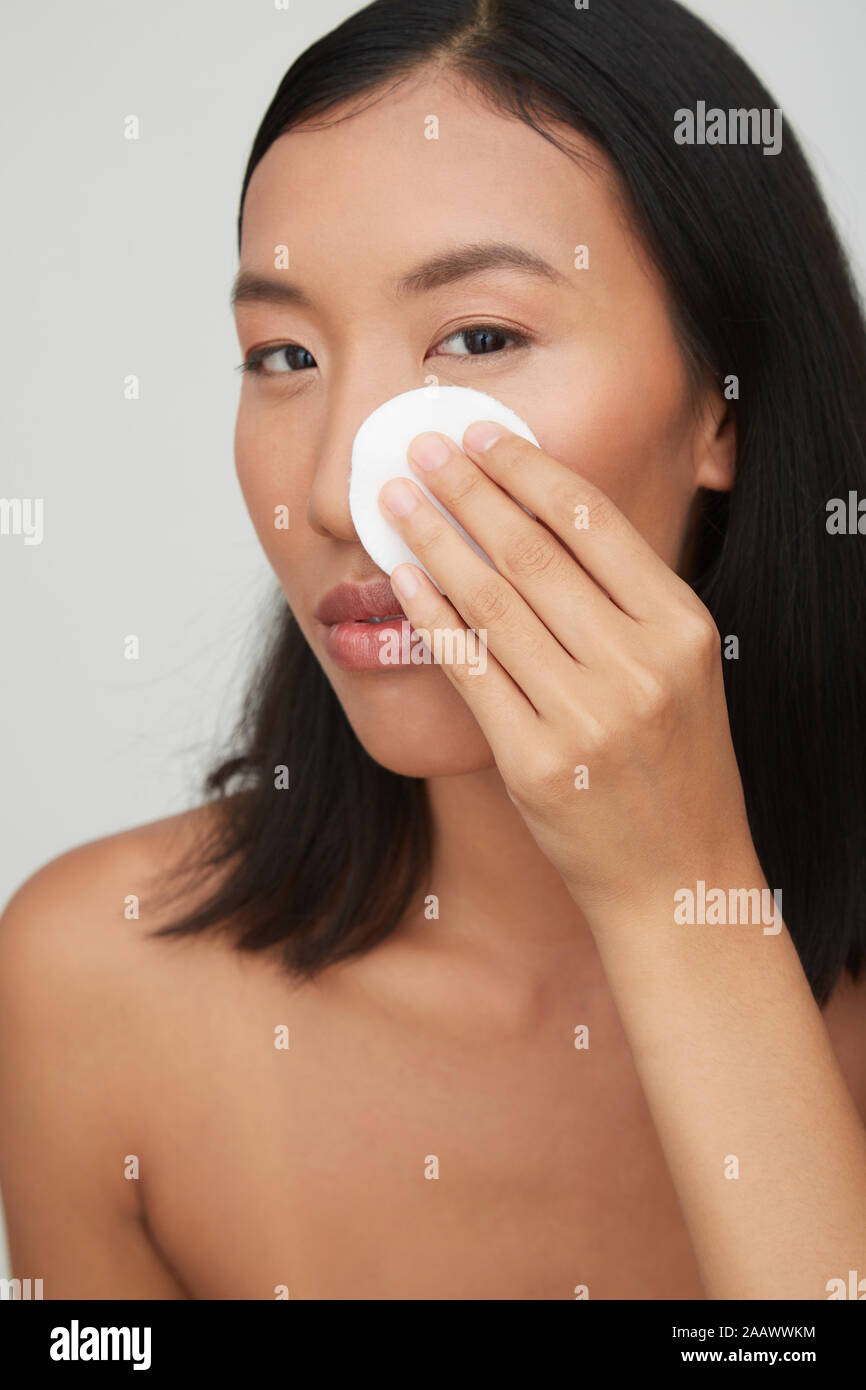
[320,617,419,671]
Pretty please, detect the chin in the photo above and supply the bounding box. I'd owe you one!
[361,739,496,778]
[331,675,496,778]
[358,739,494,783]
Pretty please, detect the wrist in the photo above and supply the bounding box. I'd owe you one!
[565,839,775,941]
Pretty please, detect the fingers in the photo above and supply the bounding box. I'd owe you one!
[386,559,540,752]
[405,428,629,665]
[379,476,577,717]
[460,421,683,622]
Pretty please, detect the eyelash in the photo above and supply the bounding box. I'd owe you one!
[236,323,532,376]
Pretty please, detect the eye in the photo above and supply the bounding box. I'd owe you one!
[237,343,317,376]
[237,322,531,377]
[431,324,531,358]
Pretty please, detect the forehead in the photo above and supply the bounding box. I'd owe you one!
[239,71,627,272]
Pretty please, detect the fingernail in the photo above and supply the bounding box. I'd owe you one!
[464,420,504,453]
[390,564,420,600]
[380,478,418,516]
[408,431,451,471]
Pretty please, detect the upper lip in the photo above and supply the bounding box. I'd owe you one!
[314,576,406,624]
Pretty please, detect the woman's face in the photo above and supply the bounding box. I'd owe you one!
[234,70,733,777]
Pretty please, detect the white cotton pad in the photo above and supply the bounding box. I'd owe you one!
[349,385,539,590]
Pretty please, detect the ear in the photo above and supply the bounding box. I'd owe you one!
[692,379,736,493]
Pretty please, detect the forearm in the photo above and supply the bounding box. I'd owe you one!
[577,850,866,1300]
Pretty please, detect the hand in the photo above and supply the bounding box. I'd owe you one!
[378,421,755,917]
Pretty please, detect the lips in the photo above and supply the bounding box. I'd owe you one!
[314,576,407,625]
[314,575,419,672]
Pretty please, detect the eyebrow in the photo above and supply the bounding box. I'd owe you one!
[229,240,570,310]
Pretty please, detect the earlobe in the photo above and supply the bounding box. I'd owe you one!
[694,395,736,493]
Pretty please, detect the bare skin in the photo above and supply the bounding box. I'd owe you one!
[2,66,866,1299]
[1,801,866,1301]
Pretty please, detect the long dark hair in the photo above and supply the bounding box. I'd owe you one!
[152,0,866,1005]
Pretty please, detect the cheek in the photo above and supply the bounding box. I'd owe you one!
[537,345,695,562]
[234,407,311,572]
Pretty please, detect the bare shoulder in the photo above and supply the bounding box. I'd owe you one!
[0,802,234,1297]
[0,797,227,919]
[0,801,227,973]
[0,797,250,1078]
[0,796,234,1112]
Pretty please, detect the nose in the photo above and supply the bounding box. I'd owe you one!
[306,380,422,545]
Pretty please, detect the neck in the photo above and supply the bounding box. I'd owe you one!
[419,762,594,977]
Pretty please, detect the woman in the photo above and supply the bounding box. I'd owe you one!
[1,0,865,1301]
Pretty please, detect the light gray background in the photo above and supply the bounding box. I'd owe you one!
[1,0,864,1287]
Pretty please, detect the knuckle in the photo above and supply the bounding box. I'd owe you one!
[628,666,672,721]
[679,608,721,663]
[577,709,610,758]
[444,655,474,683]
[463,578,512,628]
[442,465,485,509]
[408,511,446,554]
[524,745,571,799]
[502,529,562,581]
[432,627,476,682]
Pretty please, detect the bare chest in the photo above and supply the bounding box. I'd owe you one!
[140,995,706,1300]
